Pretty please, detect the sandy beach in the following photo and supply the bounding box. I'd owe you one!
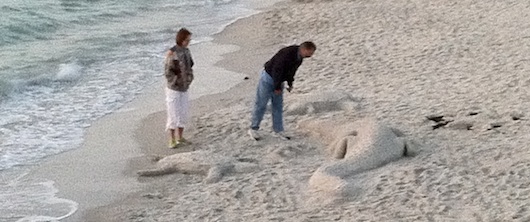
[77,0,530,221]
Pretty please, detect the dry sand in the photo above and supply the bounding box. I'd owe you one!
[85,0,530,221]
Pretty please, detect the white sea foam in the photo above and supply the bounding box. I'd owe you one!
[55,62,83,82]
[0,169,78,222]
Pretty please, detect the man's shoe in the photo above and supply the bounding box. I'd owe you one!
[248,129,261,141]
[274,131,291,140]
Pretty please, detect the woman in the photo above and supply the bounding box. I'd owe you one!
[164,28,194,148]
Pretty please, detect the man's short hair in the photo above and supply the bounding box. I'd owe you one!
[300,41,316,50]
[176,28,192,46]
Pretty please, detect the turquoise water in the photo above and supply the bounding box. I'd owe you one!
[0,0,276,220]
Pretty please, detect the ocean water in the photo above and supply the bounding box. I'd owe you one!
[0,0,280,221]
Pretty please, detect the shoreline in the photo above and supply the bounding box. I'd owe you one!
[22,1,288,221]
[81,4,285,221]
[18,7,281,222]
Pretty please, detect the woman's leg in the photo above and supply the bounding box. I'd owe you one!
[166,88,179,147]
[176,91,190,141]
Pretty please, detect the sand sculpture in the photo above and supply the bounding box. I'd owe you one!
[137,150,258,183]
[301,118,421,201]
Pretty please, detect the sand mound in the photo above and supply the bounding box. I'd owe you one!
[285,90,363,116]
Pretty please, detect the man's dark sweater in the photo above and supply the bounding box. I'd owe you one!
[264,45,303,91]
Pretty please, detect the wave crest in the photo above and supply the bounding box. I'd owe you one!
[55,62,83,82]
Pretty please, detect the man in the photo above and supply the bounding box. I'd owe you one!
[248,41,316,141]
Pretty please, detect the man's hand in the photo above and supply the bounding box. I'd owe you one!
[274,89,282,95]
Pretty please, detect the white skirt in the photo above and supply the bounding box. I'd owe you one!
[165,88,189,130]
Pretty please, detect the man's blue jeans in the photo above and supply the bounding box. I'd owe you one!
[250,70,284,132]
